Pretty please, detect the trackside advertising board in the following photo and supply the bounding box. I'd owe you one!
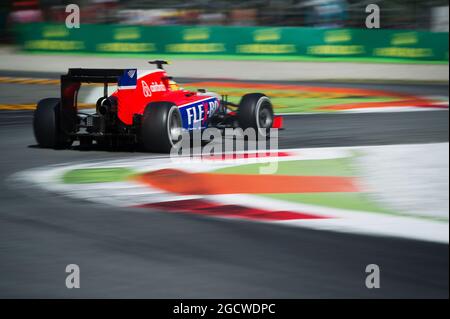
[15,23,449,62]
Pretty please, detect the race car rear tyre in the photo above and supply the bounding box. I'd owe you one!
[33,98,72,149]
[238,93,274,137]
[141,102,182,153]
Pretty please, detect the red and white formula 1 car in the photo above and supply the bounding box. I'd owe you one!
[33,60,282,152]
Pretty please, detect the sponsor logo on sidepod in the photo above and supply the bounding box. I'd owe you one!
[186,99,219,125]
[142,81,166,98]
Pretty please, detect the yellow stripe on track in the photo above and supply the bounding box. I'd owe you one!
[0,77,106,87]
[0,103,96,110]
[0,77,60,85]
[0,104,37,110]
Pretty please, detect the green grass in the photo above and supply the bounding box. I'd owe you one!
[270,97,396,113]
[214,158,357,176]
[182,85,398,113]
[261,192,448,222]
[263,192,393,214]
[62,167,135,184]
[212,158,394,214]
[212,157,449,221]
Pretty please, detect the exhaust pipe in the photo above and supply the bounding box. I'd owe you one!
[96,97,117,116]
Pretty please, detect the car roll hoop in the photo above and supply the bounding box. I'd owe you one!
[148,60,170,70]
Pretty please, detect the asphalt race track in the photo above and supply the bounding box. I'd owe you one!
[0,77,448,298]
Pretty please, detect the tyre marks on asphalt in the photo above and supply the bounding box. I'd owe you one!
[0,110,33,126]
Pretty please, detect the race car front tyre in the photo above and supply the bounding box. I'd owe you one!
[141,102,182,153]
[33,98,72,149]
[238,93,274,137]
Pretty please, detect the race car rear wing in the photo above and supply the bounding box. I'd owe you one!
[62,68,125,83]
[60,69,125,133]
